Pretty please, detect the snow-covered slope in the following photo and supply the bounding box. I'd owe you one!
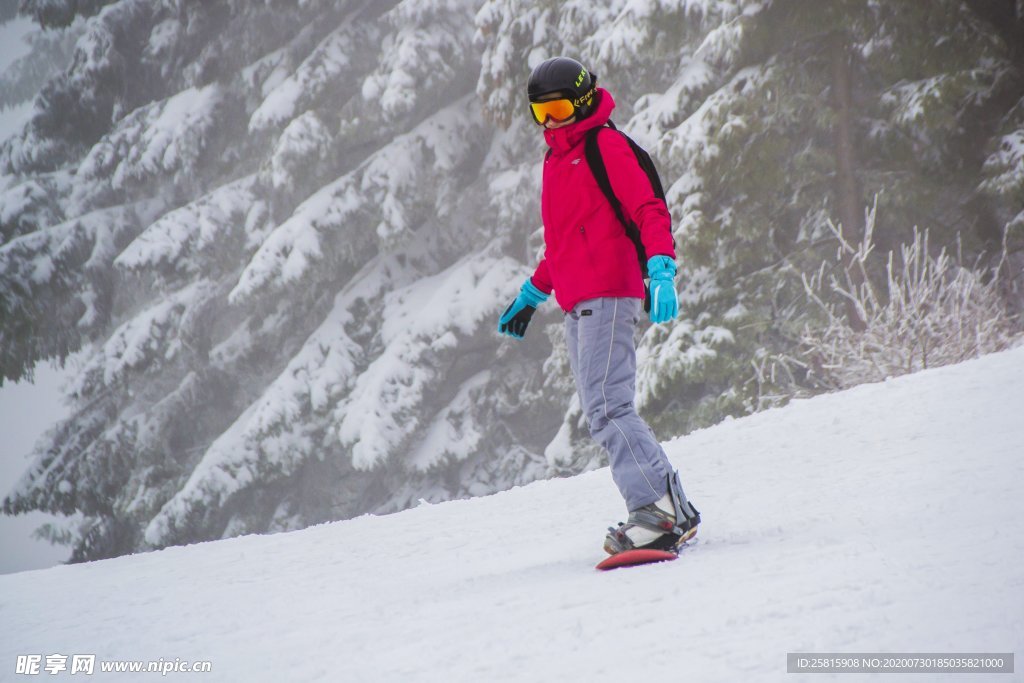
[2,348,1023,681]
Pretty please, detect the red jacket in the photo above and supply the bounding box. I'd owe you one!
[530,88,675,312]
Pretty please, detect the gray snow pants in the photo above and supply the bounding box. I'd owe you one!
[564,297,673,511]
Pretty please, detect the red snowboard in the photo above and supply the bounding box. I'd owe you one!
[595,548,677,571]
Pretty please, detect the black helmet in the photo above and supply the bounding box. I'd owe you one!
[527,57,598,118]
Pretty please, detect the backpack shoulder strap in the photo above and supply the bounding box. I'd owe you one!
[584,125,629,231]
[585,122,650,277]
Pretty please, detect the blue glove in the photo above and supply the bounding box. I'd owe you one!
[498,278,549,339]
[647,255,678,324]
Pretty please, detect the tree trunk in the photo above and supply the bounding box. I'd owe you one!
[830,31,866,331]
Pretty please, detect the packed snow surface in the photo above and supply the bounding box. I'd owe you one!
[2,347,1023,681]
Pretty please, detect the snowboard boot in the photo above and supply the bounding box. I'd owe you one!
[603,471,700,555]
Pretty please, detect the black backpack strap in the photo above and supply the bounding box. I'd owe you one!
[584,125,628,232]
[584,123,649,277]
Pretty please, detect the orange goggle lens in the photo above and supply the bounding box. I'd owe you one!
[530,98,576,125]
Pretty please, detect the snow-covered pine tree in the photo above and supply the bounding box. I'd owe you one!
[0,8,82,113]
[625,0,1024,431]
[1,0,567,560]
[974,0,1024,298]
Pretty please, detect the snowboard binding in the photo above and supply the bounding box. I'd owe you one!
[603,471,700,555]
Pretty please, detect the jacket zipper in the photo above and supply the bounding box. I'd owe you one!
[579,225,597,268]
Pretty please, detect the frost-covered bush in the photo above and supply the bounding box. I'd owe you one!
[799,205,1023,390]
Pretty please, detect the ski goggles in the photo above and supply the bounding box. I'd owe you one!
[530,98,576,125]
[529,87,596,125]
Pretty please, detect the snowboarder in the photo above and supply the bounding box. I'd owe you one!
[498,56,700,555]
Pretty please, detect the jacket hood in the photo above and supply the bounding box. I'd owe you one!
[543,88,615,155]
